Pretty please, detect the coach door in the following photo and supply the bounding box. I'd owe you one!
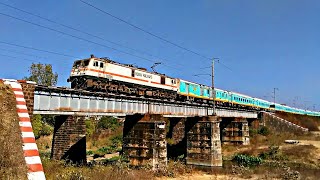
[160,76,165,85]
[185,83,189,94]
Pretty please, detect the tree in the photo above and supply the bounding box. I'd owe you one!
[24,63,58,86]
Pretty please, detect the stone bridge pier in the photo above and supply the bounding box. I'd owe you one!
[122,114,223,168]
[185,116,222,167]
[51,115,87,164]
[220,117,250,145]
[122,114,167,169]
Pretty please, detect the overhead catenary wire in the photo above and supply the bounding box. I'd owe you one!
[0,47,48,59]
[0,41,80,59]
[0,1,185,68]
[0,53,41,63]
[0,12,152,62]
[0,12,185,73]
[79,0,232,71]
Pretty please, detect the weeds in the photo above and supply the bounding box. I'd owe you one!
[232,154,263,167]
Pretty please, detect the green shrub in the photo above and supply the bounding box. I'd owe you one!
[259,146,287,161]
[86,150,94,155]
[258,126,270,136]
[110,134,123,147]
[97,116,120,131]
[233,154,263,167]
[85,119,95,137]
[41,123,53,136]
[95,146,117,156]
[32,114,43,139]
[31,114,53,138]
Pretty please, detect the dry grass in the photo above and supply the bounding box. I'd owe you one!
[42,158,196,180]
[0,83,27,179]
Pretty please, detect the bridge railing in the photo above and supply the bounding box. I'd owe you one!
[33,86,258,118]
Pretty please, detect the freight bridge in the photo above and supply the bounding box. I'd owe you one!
[2,79,307,178]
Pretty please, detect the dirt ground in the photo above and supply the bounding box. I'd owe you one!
[165,132,320,180]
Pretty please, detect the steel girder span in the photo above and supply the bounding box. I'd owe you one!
[33,90,258,118]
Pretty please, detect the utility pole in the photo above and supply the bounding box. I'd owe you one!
[212,58,215,115]
[273,88,279,105]
[212,57,219,116]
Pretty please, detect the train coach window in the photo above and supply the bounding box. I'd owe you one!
[131,69,135,77]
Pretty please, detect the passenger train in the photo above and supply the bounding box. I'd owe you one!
[68,55,320,117]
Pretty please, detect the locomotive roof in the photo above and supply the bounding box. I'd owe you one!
[93,57,177,79]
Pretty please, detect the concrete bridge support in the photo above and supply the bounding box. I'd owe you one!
[51,115,87,164]
[221,117,250,145]
[186,116,222,167]
[122,114,167,169]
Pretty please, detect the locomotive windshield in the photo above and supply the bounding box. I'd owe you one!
[73,60,90,68]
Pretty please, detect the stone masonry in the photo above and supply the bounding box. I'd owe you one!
[51,115,87,164]
[261,112,308,134]
[186,116,222,167]
[122,114,167,169]
[221,117,250,145]
[18,80,36,118]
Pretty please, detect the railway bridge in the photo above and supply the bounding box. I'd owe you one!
[6,79,262,170]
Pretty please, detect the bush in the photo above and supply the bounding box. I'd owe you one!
[97,116,121,131]
[41,123,53,136]
[233,154,263,167]
[85,119,95,137]
[94,134,123,156]
[110,134,123,148]
[258,146,287,161]
[31,115,53,139]
[95,146,117,156]
[86,150,94,155]
[32,114,43,139]
[258,126,270,136]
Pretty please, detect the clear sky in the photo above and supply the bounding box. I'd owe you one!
[0,0,319,110]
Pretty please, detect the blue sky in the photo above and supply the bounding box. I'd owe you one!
[0,0,319,110]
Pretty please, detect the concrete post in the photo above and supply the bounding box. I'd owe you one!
[51,115,86,164]
[186,116,222,167]
[122,114,167,169]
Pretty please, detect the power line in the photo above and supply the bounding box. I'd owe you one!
[79,0,211,60]
[0,1,185,68]
[0,41,79,58]
[0,12,187,73]
[0,47,48,59]
[0,53,38,63]
[79,0,232,71]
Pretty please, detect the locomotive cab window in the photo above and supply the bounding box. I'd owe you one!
[100,62,104,68]
[131,69,135,77]
[93,61,99,67]
[73,60,82,67]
